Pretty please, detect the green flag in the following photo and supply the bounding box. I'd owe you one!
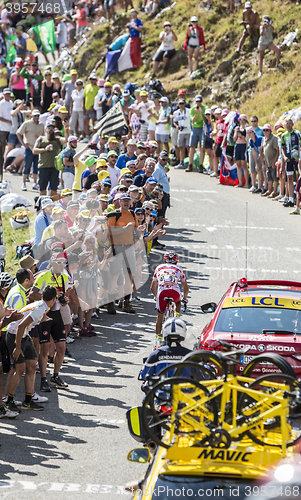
[32,20,55,55]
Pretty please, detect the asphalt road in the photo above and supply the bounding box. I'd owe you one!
[0,166,299,499]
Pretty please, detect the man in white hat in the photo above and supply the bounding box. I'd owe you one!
[17,109,44,191]
[236,2,260,53]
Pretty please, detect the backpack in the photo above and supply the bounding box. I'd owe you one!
[54,151,64,171]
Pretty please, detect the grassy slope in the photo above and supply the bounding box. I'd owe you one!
[74,0,301,126]
[2,211,35,274]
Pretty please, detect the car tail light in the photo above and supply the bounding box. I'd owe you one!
[238,277,248,288]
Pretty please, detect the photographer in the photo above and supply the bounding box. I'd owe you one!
[187,95,206,173]
[183,16,206,76]
[152,21,177,77]
[173,99,191,169]
[258,15,281,77]
[99,82,113,116]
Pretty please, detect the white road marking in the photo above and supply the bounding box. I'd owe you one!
[186,223,284,231]
[0,481,131,494]
[171,189,218,193]
[206,227,217,232]
[205,266,288,273]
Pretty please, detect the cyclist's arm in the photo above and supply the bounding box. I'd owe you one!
[150,280,157,298]
[182,281,189,301]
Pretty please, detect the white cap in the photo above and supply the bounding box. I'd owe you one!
[41,198,54,209]
[190,16,198,22]
[32,109,40,116]
[245,1,252,7]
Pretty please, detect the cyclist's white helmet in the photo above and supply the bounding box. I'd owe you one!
[0,272,14,290]
[162,318,187,342]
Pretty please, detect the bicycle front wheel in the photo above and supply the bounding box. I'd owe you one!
[142,377,218,449]
[237,374,301,448]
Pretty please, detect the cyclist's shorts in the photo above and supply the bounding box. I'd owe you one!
[157,289,181,314]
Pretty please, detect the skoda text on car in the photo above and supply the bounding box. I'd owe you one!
[197,279,301,378]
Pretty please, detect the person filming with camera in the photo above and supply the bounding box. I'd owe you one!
[258,15,281,77]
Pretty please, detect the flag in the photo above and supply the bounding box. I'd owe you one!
[32,20,56,55]
[219,150,245,186]
[94,102,127,135]
[105,38,135,77]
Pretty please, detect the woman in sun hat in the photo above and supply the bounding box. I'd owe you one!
[183,16,206,75]
[152,21,177,77]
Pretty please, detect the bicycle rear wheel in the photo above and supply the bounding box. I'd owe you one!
[242,353,296,379]
[237,374,301,448]
[156,361,215,383]
[182,350,228,378]
[142,377,218,449]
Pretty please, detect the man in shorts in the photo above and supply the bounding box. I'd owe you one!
[29,254,69,391]
[5,286,57,411]
[155,97,170,155]
[281,119,300,208]
[259,124,279,199]
[187,95,206,172]
[173,99,191,169]
[83,74,98,141]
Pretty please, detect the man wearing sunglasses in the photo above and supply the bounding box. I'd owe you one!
[82,73,98,142]
[33,120,68,196]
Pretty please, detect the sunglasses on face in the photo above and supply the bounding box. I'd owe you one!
[160,158,168,162]
[145,208,151,211]
[77,83,83,86]
[263,129,270,132]
[45,73,51,76]
[53,259,66,265]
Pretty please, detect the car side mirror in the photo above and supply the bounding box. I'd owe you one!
[201,302,217,313]
[127,448,151,464]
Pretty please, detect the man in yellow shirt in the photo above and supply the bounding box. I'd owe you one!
[41,206,65,242]
[0,59,8,91]
[82,73,98,142]
[72,143,93,199]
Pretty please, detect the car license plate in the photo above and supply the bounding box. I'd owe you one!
[240,355,255,364]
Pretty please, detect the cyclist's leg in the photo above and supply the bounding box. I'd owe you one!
[175,300,181,317]
[156,311,165,336]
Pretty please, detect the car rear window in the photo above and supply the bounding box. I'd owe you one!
[214,307,301,334]
[152,475,254,499]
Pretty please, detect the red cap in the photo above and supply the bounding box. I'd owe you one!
[178,90,186,95]
[15,62,23,68]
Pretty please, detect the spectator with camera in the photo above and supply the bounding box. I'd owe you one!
[183,16,206,76]
[258,15,281,77]
[152,21,177,77]
[173,99,192,169]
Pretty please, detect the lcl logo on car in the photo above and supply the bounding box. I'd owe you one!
[258,344,266,352]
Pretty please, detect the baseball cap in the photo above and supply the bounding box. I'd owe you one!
[149,141,158,148]
[178,99,185,105]
[222,108,229,117]
[98,170,110,182]
[119,193,131,200]
[205,108,211,115]
[41,198,54,209]
[48,103,57,111]
[190,16,198,21]
[145,176,157,185]
[50,241,64,251]
[238,113,248,121]
[135,207,145,214]
[78,210,91,219]
[76,78,83,84]
[98,78,105,87]
[195,94,202,101]
[122,90,130,97]
[89,73,97,79]
[96,159,107,168]
[245,1,252,7]
[159,149,168,157]
[263,123,272,131]
[140,90,148,96]
[163,21,171,26]
[178,89,186,96]
[120,168,132,177]
[85,156,97,168]
[70,69,77,75]
[99,194,109,202]
[122,174,133,181]
[159,96,169,103]
[61,188,72,197]
[67,200,80,208]
[52,206,65,214]
[126,160,136,168]
[150,210,157,216]
[108,136,118,143]
[127,138,137,146]
[52,72,59,78]
[58,106,68,114]
[0,59,5,64]
[128,185,139,192]
[102,177,112,186]
[104,81,112,87]
[78,193,87,201]
[32,109,40,116]
[52,92,59,98]
[214,108,222,114]
[3,88,10,94]
[107,150,118,158]
[15,62,23,68]
[136,141,146,148]
[68,135,78,143]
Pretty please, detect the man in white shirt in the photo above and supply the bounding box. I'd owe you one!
[137,90,154,142]
[5,286,57,411]
[0,88,13,176]
[173,99,192,169]
[106,150,120,188]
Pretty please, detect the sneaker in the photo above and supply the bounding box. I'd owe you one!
[253,188,262,194]
[40,380,51,392]
[279,196,288,203]
[131,296,141,303]
[283,200,294,208]
[261,188,267,195]
[87,327,97,336]
[249,186,256,193]
[81,137,89,143]
[2,396,21,405]
[49,375,68,389]
[210,172,218,177]
[78,327,93,337]
[273,194,284,201]
[174,162,185,169]
[5,401,21,413]
[22,400,44,411]
[66,335,75,343]
[290,207,300,215]
[122,300,135,314]
[267,192,277,199]
[258,71,262,77]
[32,392,48,403]
[21,182,27,191]
[261,191,271,197]
[0,406,18,418]
[65,348,72,358]
[91,312,102,320]
[32,183,39,190]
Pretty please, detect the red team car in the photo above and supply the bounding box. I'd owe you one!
[197,278,301,379]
